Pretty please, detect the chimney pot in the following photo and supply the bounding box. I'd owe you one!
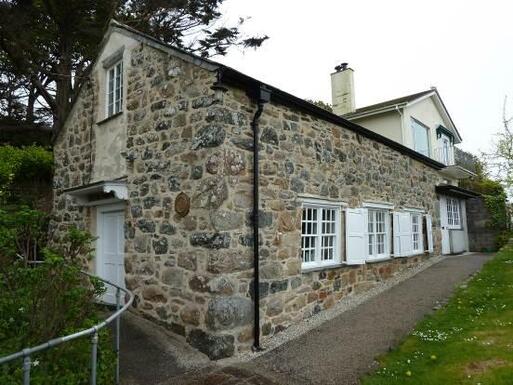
[334,62,349,72]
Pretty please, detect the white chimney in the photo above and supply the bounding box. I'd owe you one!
[331,63,355,115]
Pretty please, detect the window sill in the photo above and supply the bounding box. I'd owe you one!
[302,263,344,274]
[97,111,123,125]
[366,256,392,264]
[394,252,425,258]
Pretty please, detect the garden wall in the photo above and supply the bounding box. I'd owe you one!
[466,197,500,252]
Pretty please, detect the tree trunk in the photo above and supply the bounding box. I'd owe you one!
[52,42,73,137]
[26,84,35,123]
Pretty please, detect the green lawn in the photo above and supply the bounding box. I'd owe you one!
[362,247,513,385]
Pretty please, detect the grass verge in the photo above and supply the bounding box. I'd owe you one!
[362,248,513,385]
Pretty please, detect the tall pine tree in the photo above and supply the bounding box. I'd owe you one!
[0,0,268,136]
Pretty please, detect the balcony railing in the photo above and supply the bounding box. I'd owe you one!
[433,145,455,166]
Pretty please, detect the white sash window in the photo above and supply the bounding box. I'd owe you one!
[367,209,389,259]
[301,202,342,269]
[411,213,423,252]
[106,60,123,117]
[446,198,461,228]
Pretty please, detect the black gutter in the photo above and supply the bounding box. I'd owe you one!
[250,85,271,352]
[435,184,481,199]
[218,67,446,171]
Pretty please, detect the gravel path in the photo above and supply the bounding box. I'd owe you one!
[161,253,493,385]
[124,253,493,385]
[120,313,210,385]
[236,253,494,385]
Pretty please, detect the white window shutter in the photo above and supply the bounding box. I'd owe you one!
[386,213,392,255]
[439,196,448,228]
[425,214,434,253]
[393,212,413,257]
[346,208,367,265]
[393,213,400,256]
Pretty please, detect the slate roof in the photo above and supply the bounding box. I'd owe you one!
[343,88,463,144]
[344,89,434,117]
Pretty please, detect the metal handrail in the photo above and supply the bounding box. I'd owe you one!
[0,270,134,385]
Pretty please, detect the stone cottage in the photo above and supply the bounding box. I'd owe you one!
[53,21,449,359]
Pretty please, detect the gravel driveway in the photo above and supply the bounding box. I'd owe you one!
[164,252,493,385]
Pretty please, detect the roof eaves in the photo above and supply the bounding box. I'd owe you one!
[219,67,445,171]
[110,20,219,72]
[435,184,480,199]
[350,89,434,115]
[344,103,407,120]
[403,90,437,108]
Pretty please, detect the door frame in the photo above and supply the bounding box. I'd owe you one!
[95,202,126,288]
[439,195,451,254]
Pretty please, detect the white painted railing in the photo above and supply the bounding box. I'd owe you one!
[433,145,455,166]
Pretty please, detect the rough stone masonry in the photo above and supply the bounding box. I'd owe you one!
[52,31,444,360]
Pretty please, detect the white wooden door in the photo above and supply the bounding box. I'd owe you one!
[97,205,125,304]
[439,196,451,254]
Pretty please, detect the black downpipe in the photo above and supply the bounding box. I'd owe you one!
[251,85,271,352]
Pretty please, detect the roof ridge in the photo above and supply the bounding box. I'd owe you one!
[347,89,435,116]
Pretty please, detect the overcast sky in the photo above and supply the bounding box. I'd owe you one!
[217,0,513,156]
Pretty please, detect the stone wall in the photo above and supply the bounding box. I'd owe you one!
[119,41,444,358]
[53,37,445,360]
[52,74,97,236]
[467,197,499,252]
[121,43,258,360]
[221,88,443,349]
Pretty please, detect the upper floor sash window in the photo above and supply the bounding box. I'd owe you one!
[411,118,430,157]
[106,60,123,117]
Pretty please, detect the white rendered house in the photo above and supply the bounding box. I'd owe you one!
[331,64,477,254]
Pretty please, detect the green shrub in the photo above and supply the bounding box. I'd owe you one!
[0,224,115,384]
[0,145,53,201]
[0,256,115,385]
[462,170,511,249]
[496,230,513,250]
[0,206,49,266]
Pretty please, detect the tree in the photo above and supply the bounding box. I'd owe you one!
[306,99,333,113]
[459,151,511,248]
[0,0,268,136]
[485,96,513,193]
